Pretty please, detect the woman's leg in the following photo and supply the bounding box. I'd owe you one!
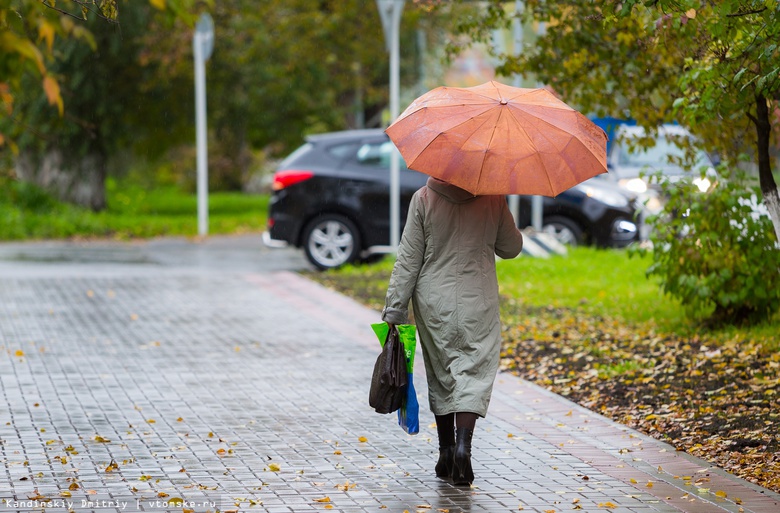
[434,413,455,478]
[452,412,478,485]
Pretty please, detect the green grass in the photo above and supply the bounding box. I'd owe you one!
[0,177,268,240]
[316,246,779,349]
[496,247,685,327]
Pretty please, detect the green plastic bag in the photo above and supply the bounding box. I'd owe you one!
[371,322,419,435]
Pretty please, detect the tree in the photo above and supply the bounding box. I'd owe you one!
[1,1,195,209]
[438,0,780,242]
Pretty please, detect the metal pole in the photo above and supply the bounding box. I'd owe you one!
[194,32,208,237]
[389,2,403,250]
[508,0,523,227]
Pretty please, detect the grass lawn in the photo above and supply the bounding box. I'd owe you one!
[0,178,268,240]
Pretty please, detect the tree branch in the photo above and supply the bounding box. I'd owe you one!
[40,0,119,24]
[726,8,767,18]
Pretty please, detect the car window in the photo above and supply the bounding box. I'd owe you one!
[356,141,407,169]
[278,142,313,168]
[327,143,359,159]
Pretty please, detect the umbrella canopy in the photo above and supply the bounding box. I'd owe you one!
[385,81,608,197]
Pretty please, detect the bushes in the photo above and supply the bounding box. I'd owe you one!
[639,167,780,325]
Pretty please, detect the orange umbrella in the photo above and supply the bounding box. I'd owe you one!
[385,81,607,197]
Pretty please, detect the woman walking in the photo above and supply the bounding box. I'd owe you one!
[382,176,523,486]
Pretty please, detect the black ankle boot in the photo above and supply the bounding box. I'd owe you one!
[435,445,455,478]
[452,427,474,486]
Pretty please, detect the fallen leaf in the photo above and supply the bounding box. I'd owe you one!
[314,497,331,503]
[358,436,368,442]
[268,463,281,472]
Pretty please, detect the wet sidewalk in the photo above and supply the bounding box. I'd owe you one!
[1,253,778,513]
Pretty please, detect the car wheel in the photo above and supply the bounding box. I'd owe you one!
[542,216,585,246]
[302,214,361,270]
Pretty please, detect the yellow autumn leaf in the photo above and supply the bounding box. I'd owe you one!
[646,481,654,488]
[105,460,119,472]
[314,497,331,503]
[715,490,727,498]
[42,75,63,116]
[149,0,166,9]
[268,463,280,471]
[93,436,110,443]
[630,478,637,484]
[15,350,25,357]
[685,8,696,18]
[68,483,79,490]
[157,492,169,498]
[358,436,368,442]
[61,491,72,498]
[598,502,618,509]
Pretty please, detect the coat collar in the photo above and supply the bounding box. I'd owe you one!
[426,177,477,204]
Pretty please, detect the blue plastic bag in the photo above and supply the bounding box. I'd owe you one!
[371,322,419,435]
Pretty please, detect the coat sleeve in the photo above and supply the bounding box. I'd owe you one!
[382,191,426,324]
[494,197,524,259]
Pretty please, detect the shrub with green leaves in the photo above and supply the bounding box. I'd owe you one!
[641,167,780,325]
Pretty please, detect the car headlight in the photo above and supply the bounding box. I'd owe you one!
[619,178,648,194]
[692,177,711,192]
[582,185,630,208]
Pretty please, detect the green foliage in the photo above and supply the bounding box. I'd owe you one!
[639,168,780,325]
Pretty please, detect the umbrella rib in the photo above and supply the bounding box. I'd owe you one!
[406,107,500,173]
[474,110,503,193]
[506,106,606,165]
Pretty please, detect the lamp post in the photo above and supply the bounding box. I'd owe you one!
[193,13,214,237]
[377,0,405,250]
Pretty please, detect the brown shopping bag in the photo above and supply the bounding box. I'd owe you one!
[369,324,407,414]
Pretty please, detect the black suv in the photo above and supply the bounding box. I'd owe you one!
[264,129,639,270]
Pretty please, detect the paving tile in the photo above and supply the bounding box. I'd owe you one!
[0,260,778,513]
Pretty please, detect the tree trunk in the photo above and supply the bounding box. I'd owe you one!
[755,94,780,243]
[15,148,107,211]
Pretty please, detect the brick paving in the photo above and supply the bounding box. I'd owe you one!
[1,241,778,513]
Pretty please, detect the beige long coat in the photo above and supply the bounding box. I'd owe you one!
[382,177,523,417]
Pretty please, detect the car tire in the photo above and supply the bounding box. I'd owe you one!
[302,214,361,270]
[542,216,585,246]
